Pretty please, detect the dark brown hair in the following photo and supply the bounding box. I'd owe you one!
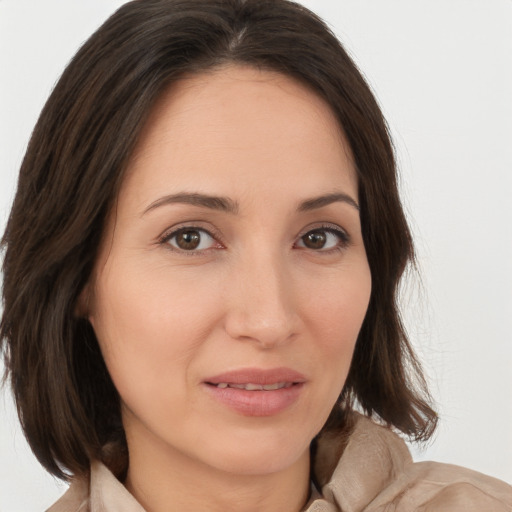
[1,0,437,480]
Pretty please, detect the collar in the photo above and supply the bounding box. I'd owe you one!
[47,414,412,512]
[307,414,412,511]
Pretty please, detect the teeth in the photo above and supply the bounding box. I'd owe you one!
[245,383,264,390]
[262,382,282,390]
[214,382,292,391]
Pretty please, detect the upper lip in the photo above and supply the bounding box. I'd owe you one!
[204,367,307,385]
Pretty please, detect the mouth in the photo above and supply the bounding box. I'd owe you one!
[207,382,296,391]
[202,368,306,416]
[204,367,306,388]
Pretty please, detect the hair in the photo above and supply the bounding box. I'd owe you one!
[1,0,437,480]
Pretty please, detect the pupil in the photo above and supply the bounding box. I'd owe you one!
[177,230,200,250]
[305,231,326,249]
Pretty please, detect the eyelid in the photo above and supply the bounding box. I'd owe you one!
[295,222,351,250]
[296,221,349,238]
[158,222,225,254]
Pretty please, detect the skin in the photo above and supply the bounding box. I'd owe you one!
[85,65,372,512]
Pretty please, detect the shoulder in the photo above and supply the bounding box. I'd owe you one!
[46,461,145,512]
[45,474,89,512]
[371,459,512,511]
[311,414,512,512]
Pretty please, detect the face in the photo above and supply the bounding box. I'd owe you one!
[87,65,371,477]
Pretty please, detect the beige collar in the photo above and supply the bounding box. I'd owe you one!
[48,414,411,512]
[49,414,512,511]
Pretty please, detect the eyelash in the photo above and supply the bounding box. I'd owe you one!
[297,224,351,253]
[159,223,350,256]
[158,224,225,256]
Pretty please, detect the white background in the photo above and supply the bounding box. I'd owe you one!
[1,1,511,510]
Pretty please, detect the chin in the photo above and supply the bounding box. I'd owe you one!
[209,448,305,476]
[195,427,313,476]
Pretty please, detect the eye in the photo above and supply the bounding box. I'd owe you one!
[296,227,349,251]
[164,227,217,252]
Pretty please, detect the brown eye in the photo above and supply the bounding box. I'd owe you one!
[176,230,200,250]
[302,230,327,249]
[166,228,216,251]
[297,227,348,251]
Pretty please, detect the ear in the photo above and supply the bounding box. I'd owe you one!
[75,282,92,319]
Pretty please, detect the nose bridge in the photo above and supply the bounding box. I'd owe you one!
[224,245,297,348]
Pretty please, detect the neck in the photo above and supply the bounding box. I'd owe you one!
[124,431,311,512]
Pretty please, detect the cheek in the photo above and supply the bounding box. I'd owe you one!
[306,264,371,348]
[303,263,371,396]
[88,263,223,407]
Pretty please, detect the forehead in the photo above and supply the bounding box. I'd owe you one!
[122,64,357,207]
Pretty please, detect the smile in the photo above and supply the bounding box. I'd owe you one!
[212,382,294,390]
[203,368,306,416]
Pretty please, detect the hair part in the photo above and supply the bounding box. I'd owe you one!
[1,0,437,480]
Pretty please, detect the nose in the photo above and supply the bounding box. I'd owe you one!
[223,251,300,349]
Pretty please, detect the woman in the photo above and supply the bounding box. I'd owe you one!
[1,0,511,510]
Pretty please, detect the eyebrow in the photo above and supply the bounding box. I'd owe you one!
[143,192,239,216]
[298,192,359,212]
[142,190,359,216]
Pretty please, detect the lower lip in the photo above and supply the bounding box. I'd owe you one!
[203,383,304,416]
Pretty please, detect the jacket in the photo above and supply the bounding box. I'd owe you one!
[47,414,512,511]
